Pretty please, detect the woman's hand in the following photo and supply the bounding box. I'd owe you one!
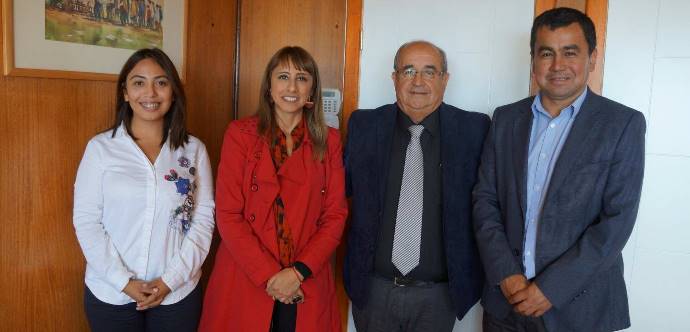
[136,278,172,310]
[291,288,305,304]
[266,268,302,303]
[123,279,150,303]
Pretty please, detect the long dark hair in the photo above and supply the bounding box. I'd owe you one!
[109,48,188,149]
[257,46,327,161]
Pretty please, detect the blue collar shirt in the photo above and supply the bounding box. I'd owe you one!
[523,89,588,279]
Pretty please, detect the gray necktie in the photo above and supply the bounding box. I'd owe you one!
[392,125,424,276]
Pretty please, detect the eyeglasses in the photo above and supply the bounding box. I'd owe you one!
[396,67,444,80]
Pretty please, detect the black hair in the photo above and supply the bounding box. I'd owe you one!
[530,7,597,56]
[110,48,188,149]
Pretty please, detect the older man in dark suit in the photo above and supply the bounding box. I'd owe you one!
[473,8,645,332]
[344,40,490,332]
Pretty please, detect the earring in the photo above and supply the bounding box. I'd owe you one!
[304,97,314,109]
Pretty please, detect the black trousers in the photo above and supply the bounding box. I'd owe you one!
[269,301,297,332]
[84,284,202,332]
[352,276,457,332]
[483,310,547,332]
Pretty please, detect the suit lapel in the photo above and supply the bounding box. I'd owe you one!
[439,105,465,236]
[513,107,533,218]
[376,105,397,213]
[439,104,461,166]
[544,92,603,203]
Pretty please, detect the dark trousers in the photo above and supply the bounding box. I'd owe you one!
[352,276,456,332]
[269,301,297,332]
[483,310,547,332]
[84,284,202,332]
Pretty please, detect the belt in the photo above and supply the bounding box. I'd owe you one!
[375,274,443,287]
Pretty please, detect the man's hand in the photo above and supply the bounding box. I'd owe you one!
[266,268,301,304]
[136,278,172,311]
[508,282,552,317]
[500,274,529,299]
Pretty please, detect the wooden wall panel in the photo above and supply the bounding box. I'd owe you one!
[0,1,237,330]
[186,0,237,168]
[337,0,363,330]
[584,0,608,94]
[555,0,586,11]
[342,0,362,138]
[532,0,608,94]
[185,0,238,289]
[236,0,347,119]
[0,72,114,332]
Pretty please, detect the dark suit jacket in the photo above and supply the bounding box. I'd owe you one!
[344,102,490,320]
[473,90,646,331]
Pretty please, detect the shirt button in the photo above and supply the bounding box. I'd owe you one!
[526,251,531,256]
[535,185,541,191]
[540,153,546,159]
[549,123,556,128]
[248,214,255,222]
[254,152,261,160]
[250,184,259,192]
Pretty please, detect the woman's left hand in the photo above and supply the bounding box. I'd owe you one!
[136,278,172,310]
[266,268,301,303]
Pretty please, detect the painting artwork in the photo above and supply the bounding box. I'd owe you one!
[44,0,164,50]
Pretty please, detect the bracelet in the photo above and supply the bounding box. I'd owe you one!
[291,266,303,283]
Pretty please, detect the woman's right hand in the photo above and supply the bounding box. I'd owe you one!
[122,279,150,303]
[266,268,302,302]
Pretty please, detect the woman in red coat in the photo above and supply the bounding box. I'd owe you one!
[199,46,347,332]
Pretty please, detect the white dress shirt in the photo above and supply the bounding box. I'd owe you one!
[73,125,215,305]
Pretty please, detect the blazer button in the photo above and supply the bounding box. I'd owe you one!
[251,184,259,192]
[513,249,521,257]
[248,214,256,222]
[321,188,326,194]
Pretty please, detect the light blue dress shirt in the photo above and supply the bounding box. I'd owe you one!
[523,89,587,279]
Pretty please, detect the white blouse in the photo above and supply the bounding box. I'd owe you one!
[73,125,215,305]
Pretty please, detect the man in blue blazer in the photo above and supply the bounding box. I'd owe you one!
[473,8,645,331]
[344,40,490,331]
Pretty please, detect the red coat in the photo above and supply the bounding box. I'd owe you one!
[199,117,347,332]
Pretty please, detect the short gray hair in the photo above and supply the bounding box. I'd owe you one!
[393,40,448,73]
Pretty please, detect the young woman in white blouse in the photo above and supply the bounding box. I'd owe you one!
[73,48,215,332]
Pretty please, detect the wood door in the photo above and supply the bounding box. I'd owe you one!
[235,0,347,119]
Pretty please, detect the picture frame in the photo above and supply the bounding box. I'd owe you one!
[1,0,187,81]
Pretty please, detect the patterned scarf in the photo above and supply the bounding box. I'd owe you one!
[270,119,305,267]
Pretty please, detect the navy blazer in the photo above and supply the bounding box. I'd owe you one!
[344,102,490,320]
[473,90,646,331]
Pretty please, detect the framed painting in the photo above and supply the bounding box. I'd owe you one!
[1,0,187,81]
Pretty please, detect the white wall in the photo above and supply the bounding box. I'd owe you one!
[357,0,534,115]
[352,1,690,331]
[352,0,535,331]
[604,1,690,331]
